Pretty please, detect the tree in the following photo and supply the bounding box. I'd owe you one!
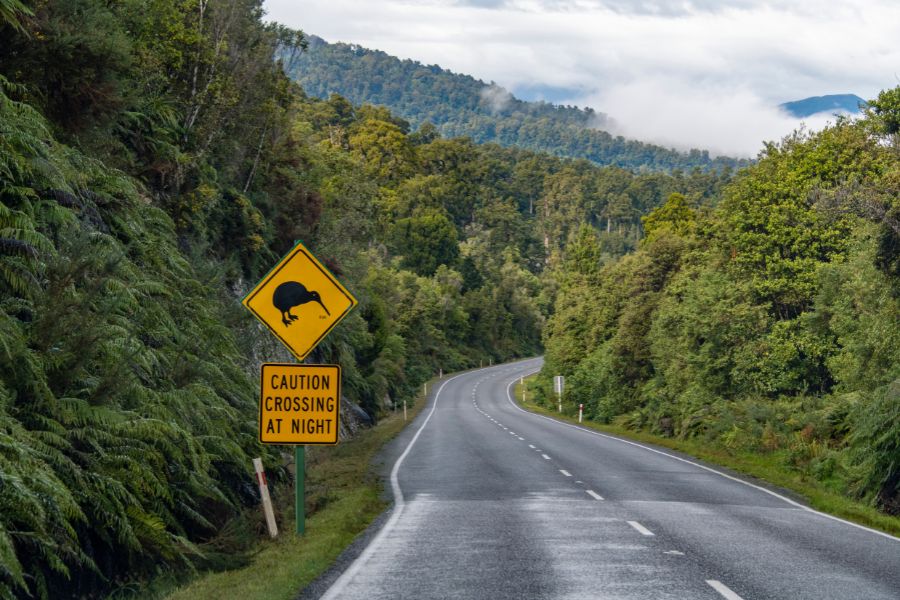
[390,211,459,276]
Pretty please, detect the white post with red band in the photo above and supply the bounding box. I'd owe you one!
[252,457,278,538]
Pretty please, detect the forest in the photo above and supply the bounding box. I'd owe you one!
[289,36,746,172]
[0,1,731,597]
[537,87,900,517]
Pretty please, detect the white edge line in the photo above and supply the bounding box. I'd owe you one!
[706,580,745,600]
[320,371,468,599]
[627,520,655,536]
[505,372,900,543]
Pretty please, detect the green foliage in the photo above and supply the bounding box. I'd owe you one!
[390,211,459,276]
[288,37,746,173]
[641,193,697,241]
[0,2,746,595]
[543,88,900,515]
[0,83,273,598]
[0,0,31,34]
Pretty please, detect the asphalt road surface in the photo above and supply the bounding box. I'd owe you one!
[318,358,900,600]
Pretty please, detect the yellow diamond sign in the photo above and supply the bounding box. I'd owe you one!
[242,242,357,360]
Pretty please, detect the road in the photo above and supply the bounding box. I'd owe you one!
[319,358,900,600]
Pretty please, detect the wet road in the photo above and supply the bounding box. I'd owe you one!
[319,358,900,600]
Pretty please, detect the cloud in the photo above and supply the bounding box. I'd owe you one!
[591,79,846,157]
[265,0,900,156]
[479,84,513,113]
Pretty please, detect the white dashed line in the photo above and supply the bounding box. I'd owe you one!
[559,470,572,477]
[528,444,535,449]
[586,490,604,501]
[518,437,524,441]
[504,373,900,544]
[706,580,745,600]
[627,521,654,536]
[541,454,551,460]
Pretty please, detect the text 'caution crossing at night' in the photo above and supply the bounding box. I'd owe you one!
[259,364,340,445]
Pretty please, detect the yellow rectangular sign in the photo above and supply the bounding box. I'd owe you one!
[259,363,340,445]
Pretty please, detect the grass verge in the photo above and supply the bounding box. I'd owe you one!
[514,378,900,538]
[162,393,428,600]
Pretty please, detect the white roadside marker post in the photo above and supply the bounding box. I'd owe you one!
[439,368,443,378]
[252,458,278,538]
[404,399,407,421]
[579,404,583,423]
[554,375,565,413]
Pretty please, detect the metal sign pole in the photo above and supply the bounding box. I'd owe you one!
[295,446,305,535]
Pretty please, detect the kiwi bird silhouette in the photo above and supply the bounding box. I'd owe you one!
[273,281,330,326]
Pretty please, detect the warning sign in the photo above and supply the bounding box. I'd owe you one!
[259,363,340,445]
[242,241,357,360]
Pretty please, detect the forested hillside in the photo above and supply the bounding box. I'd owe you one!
[538,89,900,515]
[0,2,729,597]
[289,36,745,172]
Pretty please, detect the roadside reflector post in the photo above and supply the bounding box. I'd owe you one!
[554,375,565,413]
[579,404,583,423]
[252,458,278,538]
[439,368,443,378]
[424,382,427,396]
[295,446,305,535]
[403,399,407,421]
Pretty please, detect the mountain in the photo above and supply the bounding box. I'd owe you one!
[287,36,744,172]
[779,94,867,118]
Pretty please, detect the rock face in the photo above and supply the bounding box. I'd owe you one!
[339,396,374,440]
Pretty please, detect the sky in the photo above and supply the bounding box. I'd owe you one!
[264,0,900,157]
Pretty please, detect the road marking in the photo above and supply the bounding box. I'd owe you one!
[321,370,469,600]
[706,580,744,600]
[518,437,524,440]
[541,454,551,460]
[559,469,572,477]
[528,444,535,448]
[627,521,654,536]
[664,550,684,556]
[586,490,604,500]
[504,372,900,543]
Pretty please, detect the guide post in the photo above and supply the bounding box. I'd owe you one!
[554,375,565,413]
